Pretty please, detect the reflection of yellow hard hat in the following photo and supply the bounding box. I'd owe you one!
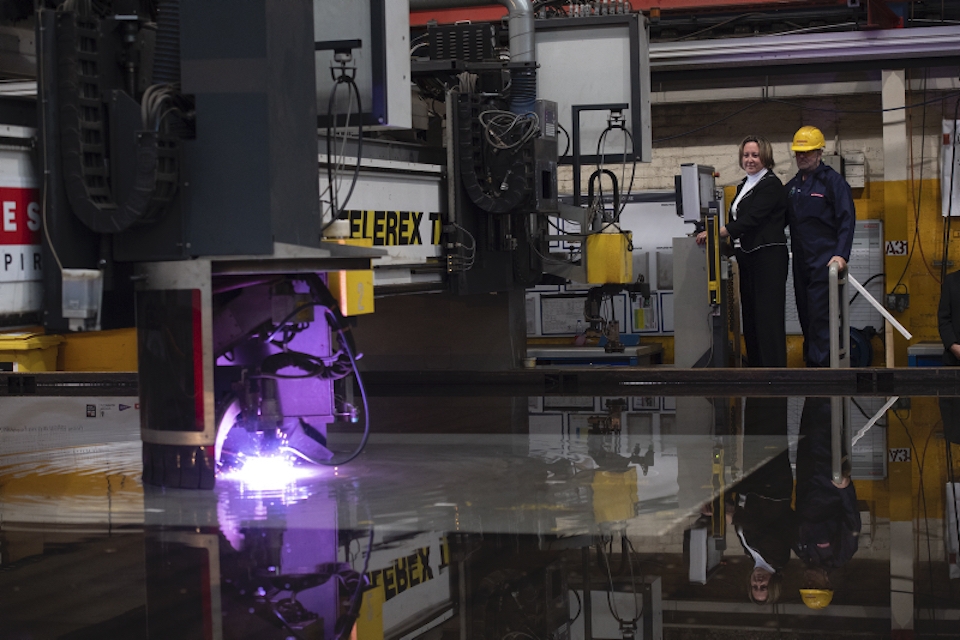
[791,126,826,152]
[800,588,834,609]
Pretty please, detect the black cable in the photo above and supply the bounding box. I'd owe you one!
[273,613,307,640]
[657,12,780,43]
[596,125,637,220]
[255,349,352,381]
[557,121,571,158]
[891,71,932,291]
[597,536,643,626]
[596,124,615,169]
[320,307,370,466]
[588,168,619,225]
[335,511,375,639]
[266,286,370,466]
[546,216,582,237]
[337,76,364,214]
[567,588,582,624]
[848,273,885,305]
[618,128,637,218]
[622,533,645,618]
[323,71,364,233]
[693,306,716,368]
[325,80,343,220]
[850,397,883,423]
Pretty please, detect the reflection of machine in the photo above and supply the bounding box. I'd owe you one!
[143,484,365,640]
[453,534,571,640]
[682,445,727,585]
[586,398,655,476]
[588,398,629,434]
[585,400,658,523]
[709,444,727,545]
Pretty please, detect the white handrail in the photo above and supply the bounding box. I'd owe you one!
[847,274,913,340]
[852,396,900,446]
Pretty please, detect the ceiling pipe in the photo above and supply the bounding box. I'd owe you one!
[410,0,535,63]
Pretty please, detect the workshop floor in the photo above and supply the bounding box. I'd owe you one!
[1,392,959,639]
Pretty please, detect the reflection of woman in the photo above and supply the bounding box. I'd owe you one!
[731,397,794,604]
[697,136,788,367]
[701,398,793,604]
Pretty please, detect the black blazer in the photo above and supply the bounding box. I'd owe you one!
[733,495,796,570]
[939,270,960,365]
[724,171,788,253]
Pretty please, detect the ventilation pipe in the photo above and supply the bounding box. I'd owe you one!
[410,0,536,113]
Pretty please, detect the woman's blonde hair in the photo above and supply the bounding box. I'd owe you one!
[739,135,776,170]
[748,571,783,605]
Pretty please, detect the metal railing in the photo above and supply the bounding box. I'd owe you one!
[828,262,851,370]
[828,262,851,485]
[827,263,915,483]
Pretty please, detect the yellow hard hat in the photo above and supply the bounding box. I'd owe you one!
[791,126,826,152]
[799,588,834,609]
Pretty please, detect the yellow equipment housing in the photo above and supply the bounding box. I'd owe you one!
[585,230,632,284]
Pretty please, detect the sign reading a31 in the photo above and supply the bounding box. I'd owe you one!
[885,240,908,256]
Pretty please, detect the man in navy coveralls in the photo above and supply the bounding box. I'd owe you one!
[785,126,857,367]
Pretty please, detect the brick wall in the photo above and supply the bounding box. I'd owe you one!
[559,92,956,194]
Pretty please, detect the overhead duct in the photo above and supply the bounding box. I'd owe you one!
[410,0,536,112]
[650,24,960,74]
[411,0,534,62]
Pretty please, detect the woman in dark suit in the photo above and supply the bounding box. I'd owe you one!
[698,136,789,367]
[938,269,960,365]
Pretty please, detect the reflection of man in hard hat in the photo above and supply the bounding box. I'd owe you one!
[800,567,834,609]
[794,397,861,609]
[801,589,834,609]
[785,126,857,367]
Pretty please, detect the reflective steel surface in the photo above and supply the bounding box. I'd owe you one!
[2,393,959,639]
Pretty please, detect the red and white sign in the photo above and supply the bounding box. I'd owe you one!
[0,245,42,283]
[0,187,41,246]
[0,147,42,318]
[0,187,42,284]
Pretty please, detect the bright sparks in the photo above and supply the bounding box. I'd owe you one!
[219,455,320,489]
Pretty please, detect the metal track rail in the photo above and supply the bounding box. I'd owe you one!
[4,367,959,399]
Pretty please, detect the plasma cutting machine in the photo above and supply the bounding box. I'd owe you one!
[36,0,383,489]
